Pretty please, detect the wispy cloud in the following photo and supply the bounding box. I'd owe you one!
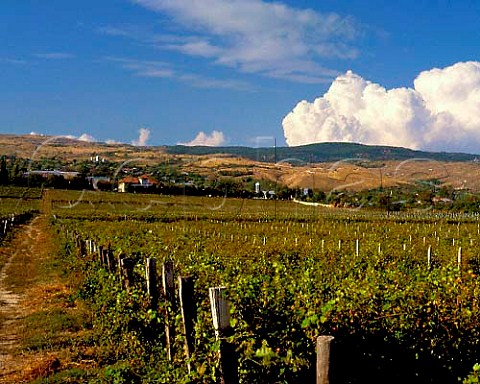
[178,130,226,146]
[0,57,27,65]
[97,26,135,37]
[133,0,361,83]
[106,57,175,78]
[178,73,251,91]
[33,52,75,59]
[105,56,252,90]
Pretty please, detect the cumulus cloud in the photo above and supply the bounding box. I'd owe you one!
[132,128,151,146]
[77,133,96,142]
[282,61,480,153]
[179,130,226,146]
[134,0,359,83]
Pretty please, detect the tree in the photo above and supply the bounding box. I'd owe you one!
[0,155,8,185]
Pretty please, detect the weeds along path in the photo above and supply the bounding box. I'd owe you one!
[0,215,67,383]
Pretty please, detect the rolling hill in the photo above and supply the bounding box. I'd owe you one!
[2,134,480,192]
[166,142,479,163]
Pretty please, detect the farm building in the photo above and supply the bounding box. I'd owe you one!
[118,175,157,193]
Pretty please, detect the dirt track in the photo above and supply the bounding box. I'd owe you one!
[0,216,43,382]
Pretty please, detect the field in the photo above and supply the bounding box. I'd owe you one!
[3,188,480,383]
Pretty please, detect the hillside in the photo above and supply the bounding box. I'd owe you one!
[2,134,480,192]
[167,142,479,163]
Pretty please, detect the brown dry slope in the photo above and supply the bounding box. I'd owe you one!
[0,216,67,383]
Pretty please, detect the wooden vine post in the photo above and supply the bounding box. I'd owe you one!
[162,262,176,361]
[78,236,86,256]
[86,239,92,255]
[120,257,134,292]
[106,248,116,273]
[427,246,432,270]
[116,251,124,278]
[145,258,159,310]
[316,335,334,384]
[209,287,238,384]
[101,248,108,268]
[179,276,196,373]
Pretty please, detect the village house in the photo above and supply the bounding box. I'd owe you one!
[118,175,157,193]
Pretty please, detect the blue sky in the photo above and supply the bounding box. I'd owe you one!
[1,0,479,150]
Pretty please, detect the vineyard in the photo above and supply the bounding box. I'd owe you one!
[0,186,41,218]
[3,188,480,383]
[0,186,41,248]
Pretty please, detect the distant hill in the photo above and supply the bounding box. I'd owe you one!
[166,142,479,163]
[1,134,478,163]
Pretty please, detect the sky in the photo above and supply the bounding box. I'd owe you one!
[1,0,479,152]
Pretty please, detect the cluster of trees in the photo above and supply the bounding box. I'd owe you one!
[313,185,480,212]
[0,155,26,185]
[0,155,89,189]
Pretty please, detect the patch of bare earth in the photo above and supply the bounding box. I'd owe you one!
[0,216,93,383]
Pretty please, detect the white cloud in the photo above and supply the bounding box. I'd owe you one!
[134,0,359,83]
[282,61,480,153]
[132,128,151,146]
[105,139,122,145]
[179,130,226,146]
[78,133,96,142]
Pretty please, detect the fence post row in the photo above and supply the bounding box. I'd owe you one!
[78,243,199,371]
[72,235,337,382]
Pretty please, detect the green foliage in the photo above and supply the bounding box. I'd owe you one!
[463,364,480,383]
